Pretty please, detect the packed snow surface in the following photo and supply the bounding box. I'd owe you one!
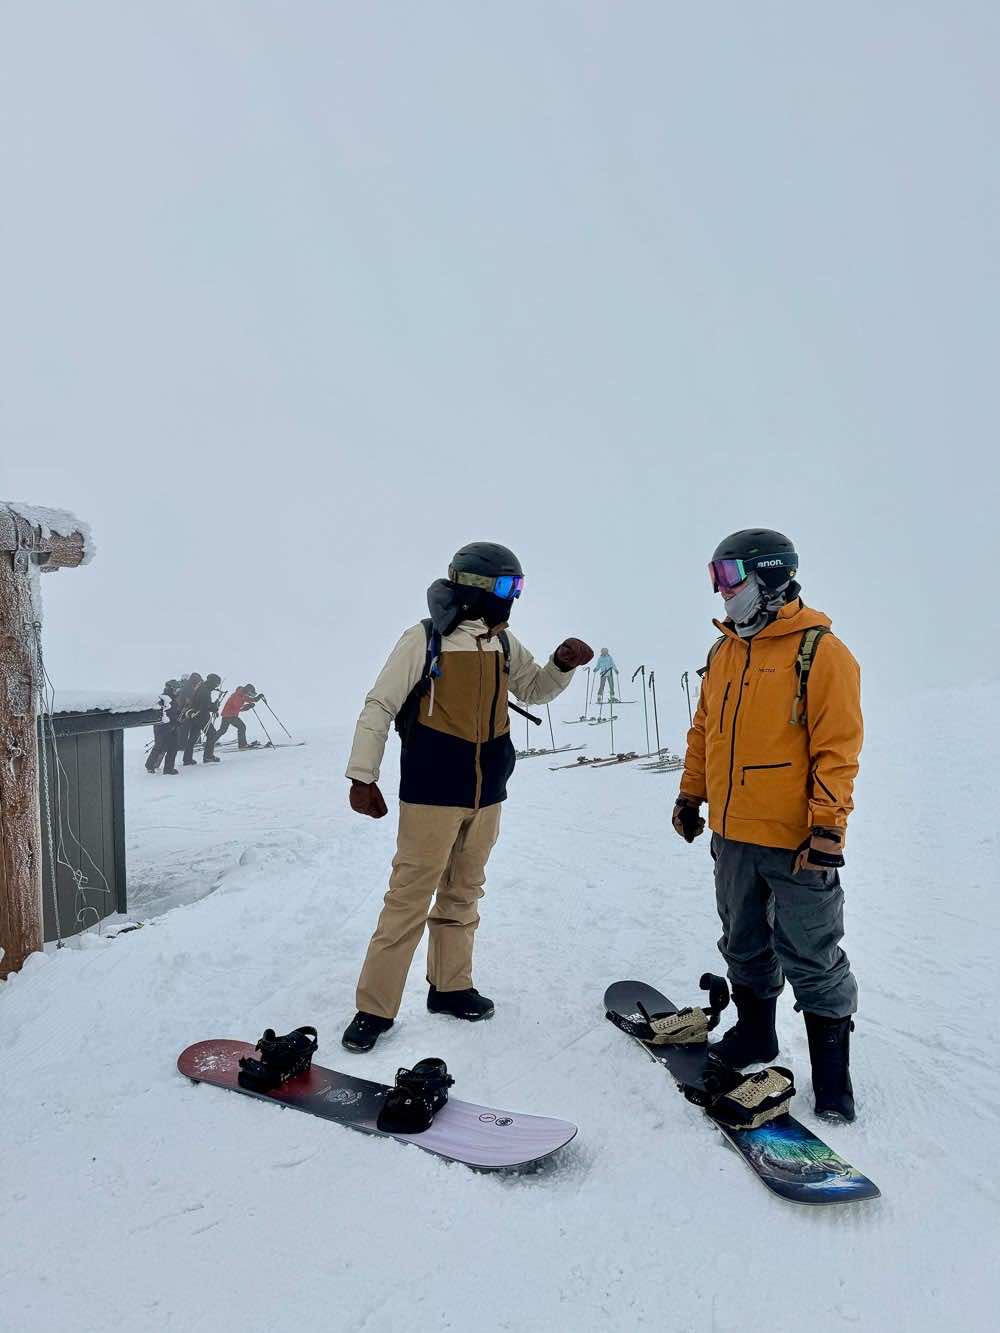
[2,685,998,1331]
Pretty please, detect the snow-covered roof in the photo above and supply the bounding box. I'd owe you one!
[2,500,96,564]
[48,690,159,717]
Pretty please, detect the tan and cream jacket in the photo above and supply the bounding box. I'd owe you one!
[346,619,573,808]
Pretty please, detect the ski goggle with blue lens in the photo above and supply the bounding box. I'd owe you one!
[708,552,798,592]
[450,568,525,599]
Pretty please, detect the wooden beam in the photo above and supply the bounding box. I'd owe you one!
[0,545,43,979]
[0,503,90,977]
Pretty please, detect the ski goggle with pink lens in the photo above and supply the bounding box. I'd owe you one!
[708,553,797,593]
[451,569,525,599]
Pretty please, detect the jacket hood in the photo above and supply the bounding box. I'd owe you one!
[714,598,832,643]
[427,578,482,637]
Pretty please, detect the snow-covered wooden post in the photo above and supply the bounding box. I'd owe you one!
[0,503,92,979]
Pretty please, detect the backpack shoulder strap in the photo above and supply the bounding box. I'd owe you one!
[394,621,440,741]
[497,629,511,676]
[790,626,831,725]
[697,635,727,680]
[420,618,442,682]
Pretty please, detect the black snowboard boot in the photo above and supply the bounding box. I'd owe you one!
[164,766,179,775]
[804,1012,855,1122]
[427,985,494,1022]
[713,985,779,1069]
[341,1011,393,1053]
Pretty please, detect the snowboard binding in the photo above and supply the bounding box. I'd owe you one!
[376,1057,455,1135]
[684,1059,796,1131]
[237,1025,318,1091]
[608,973,730,1046]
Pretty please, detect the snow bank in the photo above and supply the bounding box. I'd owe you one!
[2,690,998,1331]
[2,499,96,564]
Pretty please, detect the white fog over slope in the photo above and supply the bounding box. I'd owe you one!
[2,3,999,1329]
[2,684,997,1331]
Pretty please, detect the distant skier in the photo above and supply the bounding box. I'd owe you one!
[673,529,863,1121]
[146,679,182,775]
[593,648,618,703]
[182,673,223,764]
[341,541,593,1052]
[214,683,265,749]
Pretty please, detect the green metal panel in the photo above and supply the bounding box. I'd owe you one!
[39,727,122,942]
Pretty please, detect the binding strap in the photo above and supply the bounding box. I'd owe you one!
[684,1064,795,1130]
[646,1006,710,1046]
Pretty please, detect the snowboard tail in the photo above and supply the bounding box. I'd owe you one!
[178,1040,576,1171]
[603,982,879,1206]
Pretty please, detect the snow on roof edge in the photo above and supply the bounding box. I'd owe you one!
[49,690,159,717]
[3,500,97,564]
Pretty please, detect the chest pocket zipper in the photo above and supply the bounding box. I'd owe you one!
[741,762,792,785]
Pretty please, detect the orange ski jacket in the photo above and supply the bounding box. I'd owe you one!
[680,600,863,851]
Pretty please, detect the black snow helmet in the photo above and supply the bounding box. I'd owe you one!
[448,541,523,582]
[206,673,222,688]
[711,528,799,590]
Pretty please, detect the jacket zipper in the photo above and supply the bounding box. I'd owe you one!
[741,761,792,785]
[488,653,501,742]
[473,639,484,809]
[812,768,836,802]
[721,641,751,838]
[719,681,732,735]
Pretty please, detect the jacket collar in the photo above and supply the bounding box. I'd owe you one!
[712,597,832,643]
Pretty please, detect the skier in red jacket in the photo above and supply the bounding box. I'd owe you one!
[214,684,265,749]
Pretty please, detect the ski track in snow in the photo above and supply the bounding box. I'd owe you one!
[2,686,998,1332]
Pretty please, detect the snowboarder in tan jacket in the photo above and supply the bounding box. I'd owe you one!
[674,528,863,1121]
[342,542,593,1052]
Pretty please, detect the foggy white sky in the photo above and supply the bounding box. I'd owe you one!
[2,2,997,735]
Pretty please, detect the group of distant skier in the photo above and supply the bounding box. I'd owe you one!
[146,675,266,774]
[339,529,864,1125]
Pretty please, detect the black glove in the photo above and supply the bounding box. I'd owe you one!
[672,795,705,843]
[553,638,594,672]
[349,780,388,819]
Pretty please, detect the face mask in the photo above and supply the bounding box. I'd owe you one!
[478,591,515,628]
[723,574,764,627]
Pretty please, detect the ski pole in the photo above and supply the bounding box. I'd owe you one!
[263,699,294,740]
[649,670,661,752]
[681,671,693,727]
[632,664,650,755]
[546,703,556,751]
[255,709,275,748]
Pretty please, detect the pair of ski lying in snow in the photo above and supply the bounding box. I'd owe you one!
[178,974,879,1203]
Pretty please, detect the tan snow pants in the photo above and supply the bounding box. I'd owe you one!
[355,801,503,1020]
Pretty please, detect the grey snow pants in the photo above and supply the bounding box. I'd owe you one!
[711,834,858,1018]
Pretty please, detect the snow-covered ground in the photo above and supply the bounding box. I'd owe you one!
[3,686,998,1332]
